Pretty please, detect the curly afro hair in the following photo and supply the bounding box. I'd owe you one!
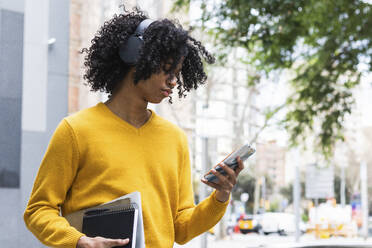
[81,6,215,102]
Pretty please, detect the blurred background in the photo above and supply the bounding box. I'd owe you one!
[1,0,372,247]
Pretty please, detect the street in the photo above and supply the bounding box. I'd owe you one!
[174,233,372,248]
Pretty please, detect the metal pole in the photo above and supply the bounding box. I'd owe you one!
[253,179,260,214]
[361,161,368,240]
[200,137,208,248]
[294,164,301,242]
[262,176,266,213]
[231,50,240,147]
[341,166,346,208]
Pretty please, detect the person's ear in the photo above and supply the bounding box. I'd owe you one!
[127,67,136,83]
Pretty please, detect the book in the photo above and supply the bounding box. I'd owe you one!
[65,191,146,248]
[82,204,138,248]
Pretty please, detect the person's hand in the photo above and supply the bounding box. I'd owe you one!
[76,236,129,248]
[201,156,244,203]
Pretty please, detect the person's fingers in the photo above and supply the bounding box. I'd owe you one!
[210,168,230,185]
[219,163,237,185]
[234,157,245,175]
[103,237,130,247]
[211,168,234,189]
[201,178,223,191]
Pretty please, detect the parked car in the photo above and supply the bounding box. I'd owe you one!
[261,212,306,235]
[238,214,262,234]
[368,216,372,236]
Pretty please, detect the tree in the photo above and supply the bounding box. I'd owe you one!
[280,171,352,205]
[232,173,256,213]
[232,172,273,213]
[279,181,305,205]
[173,0,372,157]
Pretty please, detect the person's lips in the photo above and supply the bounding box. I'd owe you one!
[162,89,172,97]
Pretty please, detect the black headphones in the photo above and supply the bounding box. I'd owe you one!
[119,19,155,65]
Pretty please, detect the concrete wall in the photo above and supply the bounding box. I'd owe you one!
[0,0,70,247]
[0,2,26,247]
[0,6,24,189]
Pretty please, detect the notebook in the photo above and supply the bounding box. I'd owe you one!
[65,191,146,248]
[82,204,138,248]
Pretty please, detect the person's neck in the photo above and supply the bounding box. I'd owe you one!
[104,79,151,129]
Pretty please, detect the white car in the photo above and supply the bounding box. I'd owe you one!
[261,212,306,235]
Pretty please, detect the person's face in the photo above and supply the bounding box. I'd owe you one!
[136,59,183,104]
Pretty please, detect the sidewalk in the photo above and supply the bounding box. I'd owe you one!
[174,234,249,248]
[174,233,372,248]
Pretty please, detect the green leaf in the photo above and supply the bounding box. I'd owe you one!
[173,0,372,157]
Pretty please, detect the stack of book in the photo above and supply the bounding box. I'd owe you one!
[65,191,145,248]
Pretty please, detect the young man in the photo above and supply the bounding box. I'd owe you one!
[24,8,244,248]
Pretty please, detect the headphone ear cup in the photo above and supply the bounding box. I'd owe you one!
[119,36,143,65]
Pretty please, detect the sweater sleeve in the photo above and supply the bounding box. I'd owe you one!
[23,119,85,248]
[174,134,230,245]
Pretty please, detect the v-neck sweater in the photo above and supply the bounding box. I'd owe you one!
[24,102,229,248]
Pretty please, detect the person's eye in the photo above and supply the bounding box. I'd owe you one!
[166,74,175,83]
[174,71,181,78]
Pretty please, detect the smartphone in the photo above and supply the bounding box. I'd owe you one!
[203,144,255,183]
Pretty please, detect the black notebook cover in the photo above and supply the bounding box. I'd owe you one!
[82,206,138,248]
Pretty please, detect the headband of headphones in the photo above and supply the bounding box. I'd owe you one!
[134,19,155,39]
[119,19,155,65]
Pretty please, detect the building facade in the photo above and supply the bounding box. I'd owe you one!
[0,0,70,247]
[256,140,286,188]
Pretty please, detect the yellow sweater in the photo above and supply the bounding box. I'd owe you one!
[24,102,229,248]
